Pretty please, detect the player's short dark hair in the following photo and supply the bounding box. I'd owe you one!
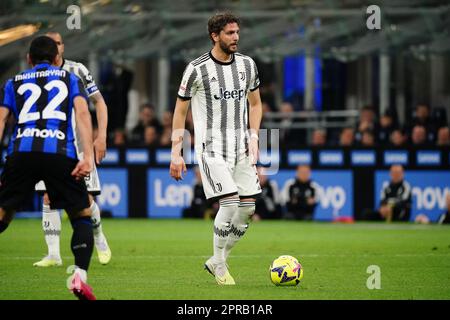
[416,103,430,110]
[141,103,156,111]
[28,36,58,65]
[361,105,375,112]
[207,12,240,44]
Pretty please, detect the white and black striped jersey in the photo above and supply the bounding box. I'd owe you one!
[60,59,100,154]
[178,51,260,162]
[61,59,99,97]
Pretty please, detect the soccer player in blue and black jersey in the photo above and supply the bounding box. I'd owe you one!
[0,36,96,300]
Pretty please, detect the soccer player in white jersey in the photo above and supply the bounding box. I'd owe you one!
[170,13,263,285]
[33,32,111,267]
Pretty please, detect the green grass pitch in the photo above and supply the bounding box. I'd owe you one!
[1,219,450,300]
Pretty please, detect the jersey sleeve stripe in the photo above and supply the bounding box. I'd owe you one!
[193,56,210,67]
[177,94,192,101]
[243,58,252,91]
[184,67,198,97]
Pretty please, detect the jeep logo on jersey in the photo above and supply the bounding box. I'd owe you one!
[16,128,65,140]
[214,87,245,101]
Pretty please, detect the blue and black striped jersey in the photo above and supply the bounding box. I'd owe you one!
[0,62,88,159]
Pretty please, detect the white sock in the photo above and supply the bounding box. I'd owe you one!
[213,198,240,265]
[42,205,61,259]
[224,201,255,260]
[90,201,105,246]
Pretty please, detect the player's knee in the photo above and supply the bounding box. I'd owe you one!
[239,199,256,218]
[0,220,9,233]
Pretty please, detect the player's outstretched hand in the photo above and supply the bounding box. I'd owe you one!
[93,137,106,165]
[71,159,93,180]
[170,155,187,181]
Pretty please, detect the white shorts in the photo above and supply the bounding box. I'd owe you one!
[35,159,101,195]
[197,152,261,200]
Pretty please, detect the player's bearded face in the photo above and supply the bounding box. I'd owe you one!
[219,37,238,54]
[218,23,239,54]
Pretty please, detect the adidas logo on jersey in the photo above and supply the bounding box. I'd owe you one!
[211,77,217,82]
[214,87,245,101]
[16,128,65,140]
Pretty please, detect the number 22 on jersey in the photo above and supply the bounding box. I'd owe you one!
[17,79,68,124]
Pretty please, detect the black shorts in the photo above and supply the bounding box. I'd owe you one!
[0,152,90,214]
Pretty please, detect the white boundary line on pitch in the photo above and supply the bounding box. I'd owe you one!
[2,253,450,260]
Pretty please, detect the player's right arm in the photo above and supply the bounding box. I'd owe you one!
[170,63,198,181]
[170,98,189,181]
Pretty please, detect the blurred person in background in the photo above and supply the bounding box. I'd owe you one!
[143,126,160,148]
[253,167,282,221]
[378,165,412,222]
[260,101,272,130]
[130,103,162,143]
[355,105,378,144]
[378,109,397,145]
[261,101,272,112]
[311,128,327,146]
[286,165,319,220]
[159,127,172,147]
[339,128,354,147]
[162,110,173,131]
[158,111,175,147]
[408,103,436,143]
[102,62,133,135]
[111,128,127,146]
[279,102,300,146]
[390,128,407,147]
[410,125,429,146]
[360,130,376,147]
[436,126,449,146]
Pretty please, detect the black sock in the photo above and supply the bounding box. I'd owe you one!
[70,217,94,271]
[0,221,9,233]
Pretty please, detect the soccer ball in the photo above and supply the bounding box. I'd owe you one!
[269,255,303,286]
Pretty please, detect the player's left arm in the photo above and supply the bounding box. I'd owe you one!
[89,91,108,164]
[78,62,108,164]
[247,88,263,164]
[72,96,94,180]
[0,107,10,142]
[0,81,13,142]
